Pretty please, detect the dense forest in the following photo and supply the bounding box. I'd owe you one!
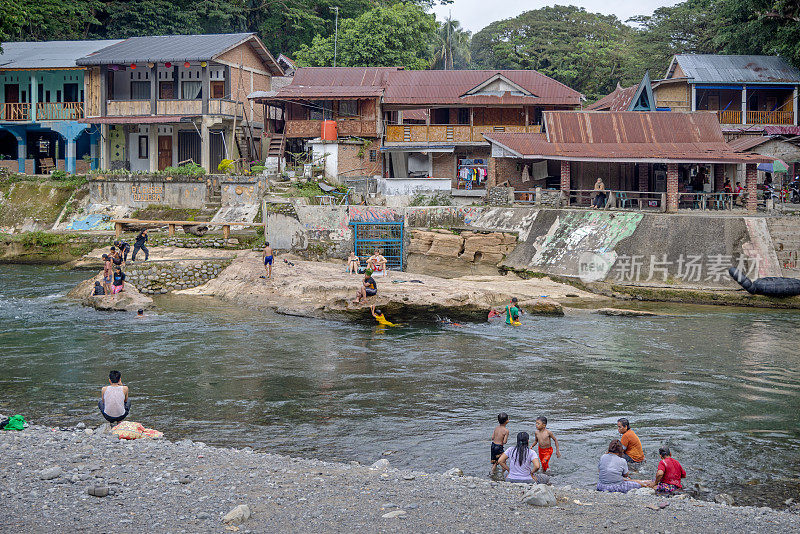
[0,0,798,100]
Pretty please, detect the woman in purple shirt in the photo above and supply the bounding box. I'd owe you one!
[498,432,550,484]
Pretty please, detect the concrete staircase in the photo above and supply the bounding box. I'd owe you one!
[767,217,800,277]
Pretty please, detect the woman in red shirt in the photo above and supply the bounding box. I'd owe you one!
[654,446,686,493]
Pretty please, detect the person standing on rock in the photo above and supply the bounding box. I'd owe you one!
[98,370,130,425]
[353,270,377,304]
[102,254,113,295]
[617,418,645,469]
[114,240,131,263]
[131,229,149,262]
[262,242,274,279]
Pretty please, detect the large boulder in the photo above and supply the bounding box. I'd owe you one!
[66,272,154,312]
[427,233,464,257]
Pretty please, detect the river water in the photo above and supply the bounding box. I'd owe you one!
[1,264,798,507]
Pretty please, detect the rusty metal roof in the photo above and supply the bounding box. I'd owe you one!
[261,67,400,99]
[79,115,192,124]
[545,111,726,144]
[727,135,773,152]
[383,70,581,106]
[484,111,772,164]
[585,83,637,111]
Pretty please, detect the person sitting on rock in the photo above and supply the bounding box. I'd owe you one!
[110,246,123,267]
[651,446,686,493]
[111,266,126,294]
[366,249,387,276]
[98,370,130,425]
[353,270,377,304]
[617,418,645,469]
[597,439,645,493]
[347,251,361,274]
[370,304,396,326]
[92,280,105,296]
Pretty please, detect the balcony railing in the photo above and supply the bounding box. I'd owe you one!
[36,102,84,120]
[0,103,31,122]
[285,119,378,137]
[107,100,151,116]
[715,109,794,125]
[157,99,202,115]
[106,98,241,117]
[385,124,542,143]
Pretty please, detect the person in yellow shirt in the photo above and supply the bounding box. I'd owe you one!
[370,305,396,326]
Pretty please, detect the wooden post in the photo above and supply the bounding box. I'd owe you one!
[100,65,108,116]
[201,63,209,115]
[150,64,157,115]
[168,223,175,236]
[222,225,230,239]
[115,222,122,238]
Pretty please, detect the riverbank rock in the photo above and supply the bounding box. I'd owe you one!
[222,504,251,524]
[39,467,62,480]
[596,308,658,317]
[66,273,153,312]
[522,485,556,507]
[370,459,390,471]
[715,493,735,506]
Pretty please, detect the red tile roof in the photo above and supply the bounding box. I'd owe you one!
[584,83,638,111]
[484,111,772,164]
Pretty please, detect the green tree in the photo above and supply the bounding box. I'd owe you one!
[295,2,436,69]
[713,0,800,67]
[471,5,637,100]
[9,0,100,41]
[431,16,471,70]
[0,0,26,50]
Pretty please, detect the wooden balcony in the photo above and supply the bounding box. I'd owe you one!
[106,99,241,117]
[716,109,794,125]
[0,103,31,122]
[385,124,542,144]
[36,102,84,121]
[156,99,202,115]
[108,100,151,116]
[285,119,378,138]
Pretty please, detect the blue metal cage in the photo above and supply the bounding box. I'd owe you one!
[351,222,404,271]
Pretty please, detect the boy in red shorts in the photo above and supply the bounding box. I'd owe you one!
[533,416,561,472]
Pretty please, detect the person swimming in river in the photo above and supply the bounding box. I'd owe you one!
[370,304,396,326]
[505,297,522,325]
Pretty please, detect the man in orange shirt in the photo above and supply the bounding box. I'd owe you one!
[617,418,645,468]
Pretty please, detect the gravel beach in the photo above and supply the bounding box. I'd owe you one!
[1,423,798,533]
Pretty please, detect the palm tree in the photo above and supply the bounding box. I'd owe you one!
[431,16,471,70]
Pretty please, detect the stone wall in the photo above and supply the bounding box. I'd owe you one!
[406,228,517,278]
[125,259,232,294]
[486,187,514,205]
[151,236,249,249]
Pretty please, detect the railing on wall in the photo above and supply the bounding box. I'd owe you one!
[36,102,84,120]
[716,110,742,124]
[385,124,542,143]
[746,110,794,125]
[0,103,32,121]
[568,190,666,210]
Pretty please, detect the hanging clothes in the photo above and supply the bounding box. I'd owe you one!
[522,165,530,183]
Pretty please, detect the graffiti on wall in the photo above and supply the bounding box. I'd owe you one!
[348,206,404,223]
[296,205,350,241]
[406,206,482,228]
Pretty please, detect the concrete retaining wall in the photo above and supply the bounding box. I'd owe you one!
[125,259,232,294]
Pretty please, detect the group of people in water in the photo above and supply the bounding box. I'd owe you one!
[92,230,150,297]
[491,414,686,494]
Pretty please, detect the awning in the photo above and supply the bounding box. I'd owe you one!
[79,115,195,124]
[380,145,455,153]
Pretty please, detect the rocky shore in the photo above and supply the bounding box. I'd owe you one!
[178,253,605,321]
[1,423,797,533]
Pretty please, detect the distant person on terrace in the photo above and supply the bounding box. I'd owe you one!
[593,178,607,208]
[131,229,149,262]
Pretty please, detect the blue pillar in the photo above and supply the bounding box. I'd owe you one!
[49,121,88,174]
[4,125,27,174]
[90,130,100,171]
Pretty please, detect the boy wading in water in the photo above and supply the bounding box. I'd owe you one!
[262,242,274,279]
[505,297,522,325]
[98,370,130,425]
[490,412,509,474]
[533,416,561,473]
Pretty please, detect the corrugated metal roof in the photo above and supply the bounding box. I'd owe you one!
[673,55,800,84]
[545,111,725,144]
[727,136,773,151]
[265,67,400,99]
[79,115,191,124]
[585,84,637,111]
[75,33,276,69]
[383,70,582,106]
[0,40,123,69]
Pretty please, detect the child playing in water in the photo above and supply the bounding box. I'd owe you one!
[505,297,522,325]
[370,305,396,326]
[533,416,561,473]
[490,412,510,474]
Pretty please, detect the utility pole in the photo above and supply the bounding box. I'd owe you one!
[333,6,339,68]
[446,10,451,71]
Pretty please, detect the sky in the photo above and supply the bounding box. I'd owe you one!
[430,0,681,33]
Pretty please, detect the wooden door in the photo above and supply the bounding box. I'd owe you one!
[157,136,172,170]
[159,81,175,100]
[5,84,19,103]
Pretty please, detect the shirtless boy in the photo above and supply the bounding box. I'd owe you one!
[490,412,510,474]
[262,242,274,279]
[533,416,561,472]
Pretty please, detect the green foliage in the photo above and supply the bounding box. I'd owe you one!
[18,231,67,249]
[50,170,68,180]
[431,17,471,70]
[0,0,26,49]
[250,165,266,174]
[163,162,206,175]
[713,0,800,67]
[409,191,452,206]
[295,3,437,69]
[217,159,236,174]
[288,181,325,199]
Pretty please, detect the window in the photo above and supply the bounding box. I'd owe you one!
[181,81,202,100]
[63,83,79,102]
[458,108,470,125]
[211,81,225,99]
[159,81,175,99]
[138,135,148,159]
[130,81,150,100]
[369,149,377,162]
[339,100,358,118]
[310,100,333,120]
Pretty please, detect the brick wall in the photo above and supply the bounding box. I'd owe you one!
[745,163,757,212]
[666,162,679,212]
[432,152,455,182]
[217,42,272,73]
[494,158,518,186]
[338,140,381,177]
[714,164,725,192]
[638,163,648,191]
[560,161,571,193]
